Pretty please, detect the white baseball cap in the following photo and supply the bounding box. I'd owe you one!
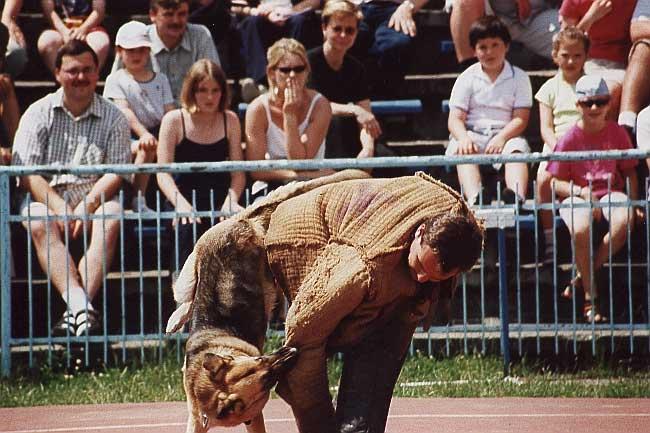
[116,21,151,49]
[575,75,610,100]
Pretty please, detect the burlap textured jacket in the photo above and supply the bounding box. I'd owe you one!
[263,171,471,415]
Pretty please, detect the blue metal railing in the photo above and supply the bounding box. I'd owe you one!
[2,151,650,377]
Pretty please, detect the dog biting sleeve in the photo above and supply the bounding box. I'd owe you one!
[279,243,370,415]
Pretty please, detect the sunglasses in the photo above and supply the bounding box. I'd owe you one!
[578,98,610,108]
[277,65,307,74]
[331,25,357,35]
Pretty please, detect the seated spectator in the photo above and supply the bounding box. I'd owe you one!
[450,0,559,70]
[103,21,175,213]
[447,16,532,206]
[535,26,589,262]
[1,0,28,77]
[0,22,20,165]
[547,76,638,323]
[619,2,650,139]
[156,59,245,273]
[111,0,220,105]
[245,38,333,188]
[11,40,131,337]
[349,0,429,97]
[37,0,110,75]
[308,0,380,159]
[559,0,637,120]
[234,0,322,102]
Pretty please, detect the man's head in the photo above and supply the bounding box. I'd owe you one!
[150,0,190,46]
[407,213,484,284]
[54,40,99,105]
[469,16,510,73]
[575,75,610,125]
[321,0,363,53]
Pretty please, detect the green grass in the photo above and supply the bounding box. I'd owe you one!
[2,351,649,407]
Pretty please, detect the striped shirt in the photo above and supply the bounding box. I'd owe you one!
[12,89,131,196]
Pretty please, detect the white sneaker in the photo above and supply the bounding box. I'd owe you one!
[132,196,154,213]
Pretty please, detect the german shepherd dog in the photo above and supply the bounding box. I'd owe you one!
[168,218,297,433]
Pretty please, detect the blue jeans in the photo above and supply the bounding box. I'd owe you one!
[352,2,414,96]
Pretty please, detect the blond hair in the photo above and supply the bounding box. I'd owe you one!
[321,0,363,24]
[180,59,229,113]
[266,38,310,93]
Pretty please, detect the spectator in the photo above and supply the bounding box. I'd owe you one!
[37,0,110,75]
[547,76,638,323]
[156,59,245,273]
[619,2,650,139]
[111,0,220,105]
[535,26,589,262]
[637,105,650,173]
[450,0,559,70]
[559,0,637,119]
[11,40,131,337]
[308,0,380,160]
[447,16,532,206]
[0,23,20,165]
[1,0,28,77]
[245,38,333,188]
[103,21,175,213]
[234,0,322,102]
[349,0,429,96]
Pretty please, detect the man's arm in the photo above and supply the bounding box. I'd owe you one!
[277,243,370,430]
[389,0,428,37]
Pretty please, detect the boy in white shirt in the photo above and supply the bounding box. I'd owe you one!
[447,15,532,206]
[104,21,175,212]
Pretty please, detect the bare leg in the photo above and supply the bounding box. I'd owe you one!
[605,80,622,121]
[85,30,110,71]
[536,164,554,231]
[620,29,650,115]
[37,29,64,75]
[78,201,121,301]
[22,202,83,298]
[505,161,528,199]
[456,163,482,203]
[132,146,156,200]
[450,0,485,63]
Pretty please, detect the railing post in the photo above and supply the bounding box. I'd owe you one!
[497,227,510,377]
[1,173,12,377]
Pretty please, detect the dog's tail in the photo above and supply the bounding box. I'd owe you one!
[166,250,197,333]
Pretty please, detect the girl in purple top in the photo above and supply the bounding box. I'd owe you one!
[547,76,638,322]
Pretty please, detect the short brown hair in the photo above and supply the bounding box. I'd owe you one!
[421,213,484,274]
[180,59,229,113]
[321,0,363,25]
[150,0,189,11]
[55,39,98,70]
[552,26,590,58]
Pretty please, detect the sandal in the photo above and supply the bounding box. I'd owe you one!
[51,310,76,337]
[562,273,582,300]
[583,299,606,323]
[75,309,101,337]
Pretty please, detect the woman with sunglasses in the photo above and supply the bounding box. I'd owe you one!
[245,37,333,189]
[308,0,381,161]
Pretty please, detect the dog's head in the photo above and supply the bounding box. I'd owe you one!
[190,345,298,428]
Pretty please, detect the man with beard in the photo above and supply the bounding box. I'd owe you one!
[12,40,131,338]
[111,0,220,104]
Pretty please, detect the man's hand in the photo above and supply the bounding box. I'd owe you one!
[70,26,89,41]
[138,132,158,153]
[71,200,93,239]
[52,201,76,235]
[7,21,26,47]
[268,7,291,25]
[456,136,478,155]
[355,108,382,139]
[584,0,613,24]
[388,1,417,37]
[485,136,506,154]
[516,0,531,22]
[0,148,11,165]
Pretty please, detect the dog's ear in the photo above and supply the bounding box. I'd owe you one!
[202,353,233,382]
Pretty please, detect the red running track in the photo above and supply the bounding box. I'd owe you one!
[1,398,649,433]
